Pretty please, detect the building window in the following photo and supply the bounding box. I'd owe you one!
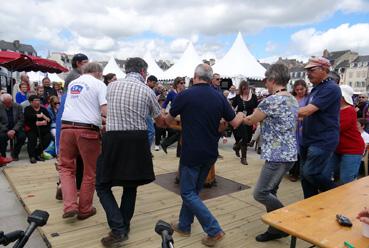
[364,62,368,67]
[358,62,363,67]
[351,63,355,68]
[362,71,366,77]
[357,71,361,77]
[349,72,353,78]
[349,82,352,86]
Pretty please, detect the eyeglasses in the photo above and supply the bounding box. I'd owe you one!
[214,78,220,81]
[359,96,367,99]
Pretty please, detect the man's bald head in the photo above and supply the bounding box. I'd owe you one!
[194,63,213,84]
[0,93,13,108]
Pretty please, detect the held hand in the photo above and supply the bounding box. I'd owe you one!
[357,207,369,219]
[222,137,228,144]
[7,130,15,139]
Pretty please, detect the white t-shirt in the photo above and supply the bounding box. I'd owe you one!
[62,74,107,126]
[361,131,369,145]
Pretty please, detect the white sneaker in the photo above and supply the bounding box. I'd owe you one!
[154,145,160,151]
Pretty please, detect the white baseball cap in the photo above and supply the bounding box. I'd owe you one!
[340,85,354,105]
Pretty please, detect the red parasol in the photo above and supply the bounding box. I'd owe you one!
[0,51,68,73]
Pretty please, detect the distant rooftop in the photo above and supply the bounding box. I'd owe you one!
[0,40,37,56]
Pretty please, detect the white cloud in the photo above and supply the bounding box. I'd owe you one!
[290,23,369,56]
[0,0,368,62]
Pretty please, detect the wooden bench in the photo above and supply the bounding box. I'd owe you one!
[262,176,369,248]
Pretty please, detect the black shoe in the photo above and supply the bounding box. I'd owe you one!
[11,153,19,161]
[255,231,289,242]
[30,157,37,164]
[160,143,167,154]
[36,156,45,161]
[101,232,128,247]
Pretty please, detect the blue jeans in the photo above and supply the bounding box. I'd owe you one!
[95,157,136,236]
[300,146,336,198]
[325,153,362,184]
[178,160,222,237]
[146,116,155,147]
[253,161,294,234]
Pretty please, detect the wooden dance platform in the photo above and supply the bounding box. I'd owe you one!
[3,148,310,247]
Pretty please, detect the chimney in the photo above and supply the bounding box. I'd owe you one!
[13,40,20,49]
[323,49,329,58]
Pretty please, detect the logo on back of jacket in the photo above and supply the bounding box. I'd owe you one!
[70,85,83,95]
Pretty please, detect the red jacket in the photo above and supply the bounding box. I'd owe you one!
[336,106,365,154]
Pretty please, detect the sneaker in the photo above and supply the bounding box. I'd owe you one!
[78,207,97,220]
[255,231,289,242]
[170,222,191,237]
[30,157,37,164]
[201,231,225,247]
[0,156,12,166]
[154,145,160,151]
[101,232,128,247]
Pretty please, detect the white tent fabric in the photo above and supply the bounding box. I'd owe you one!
[144,51,165,79]
[27,71,64,83]
[163,42,202,79]
[103,57,125,79]
[213,32,266,79]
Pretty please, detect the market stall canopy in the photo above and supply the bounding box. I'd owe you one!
[143,51,165,79]
[213,32,266,79]
[0,51,68,73]
[103,57,125,79]
[163,42,202,79]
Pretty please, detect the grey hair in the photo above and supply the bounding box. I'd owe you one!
[125,57,148,74]
[265,63,290,86]
[195,64,213,83]
[82,62,103,74]
[0,93,12,102]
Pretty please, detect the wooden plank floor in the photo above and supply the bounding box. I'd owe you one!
[3,147,313,247]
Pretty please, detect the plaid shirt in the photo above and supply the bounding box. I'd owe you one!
[106,72,161,131]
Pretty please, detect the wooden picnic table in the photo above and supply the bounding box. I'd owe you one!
[262,176,369,248]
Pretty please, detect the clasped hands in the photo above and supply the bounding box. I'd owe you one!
[36,113,49,126]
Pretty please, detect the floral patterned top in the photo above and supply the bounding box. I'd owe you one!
[258,94,298,162]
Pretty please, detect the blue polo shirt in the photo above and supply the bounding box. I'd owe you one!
[302,77,341,152]
[170,83,235,166]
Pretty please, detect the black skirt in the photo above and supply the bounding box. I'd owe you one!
[97,130,155,187]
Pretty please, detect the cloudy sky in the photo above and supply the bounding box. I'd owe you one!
[1,0,369,63]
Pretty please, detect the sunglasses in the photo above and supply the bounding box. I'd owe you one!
[306,66,321,73]
[214,78,220,81]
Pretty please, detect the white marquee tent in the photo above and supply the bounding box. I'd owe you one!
[27,71,64,84]
[163,42,202,79]
[143,51,165,79]
[103,57,125,79]
[213,32,266,80]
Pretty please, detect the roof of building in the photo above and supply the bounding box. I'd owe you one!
[354,55,369,63]
[0,40,36,55]
[335,60,350,68]
[328,50,350,60]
